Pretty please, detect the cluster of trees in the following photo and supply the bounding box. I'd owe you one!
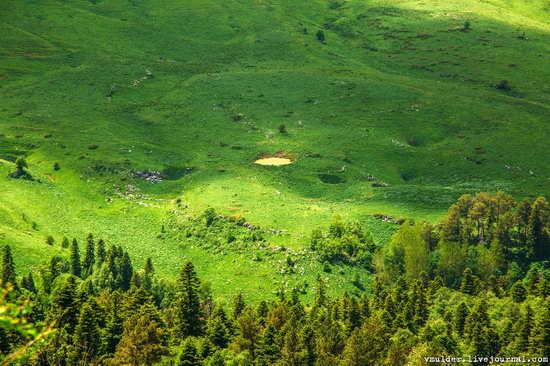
[178,208,265,253]
[0,192,548,365]
[379,193,549,290]
[310,217,376,268]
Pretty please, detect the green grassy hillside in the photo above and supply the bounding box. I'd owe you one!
[0,0,548,302]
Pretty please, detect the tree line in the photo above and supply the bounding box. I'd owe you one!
[0,192,548,365]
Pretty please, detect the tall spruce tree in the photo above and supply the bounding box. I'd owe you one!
[96,239,106,267]
[515,305,533,352]
[527,196,550,260]
[460,268,477,295]
[74,300,101,362]
[178,338,200,366]
[70,239,82,277]
[173,261,203,339]
[82,233,95,277]
[120,252,133,291]
[454,302,469,336]
[1,245,18,290]
[232,292,246,319]
[49,275,79,330]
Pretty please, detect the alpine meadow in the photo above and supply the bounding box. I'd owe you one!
[0,0,549,365]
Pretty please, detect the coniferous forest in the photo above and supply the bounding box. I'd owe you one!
[1,193,549,365]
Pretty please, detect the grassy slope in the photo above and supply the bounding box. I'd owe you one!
[0,0,548,302]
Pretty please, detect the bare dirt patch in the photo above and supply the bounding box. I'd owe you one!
[255,157,293,166]
[255,152,293,166]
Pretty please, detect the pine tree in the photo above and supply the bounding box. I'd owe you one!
[440,204,462,243]
[359,294,370,320]
[96,239,106,267]
[464,299,490,343]
[120,252,133,291]
[206,317,229,348]
[515,305,534,352]
[279,317,301,366]
[61,236,70,249]
[1,245,18,290]
[487,275,501,297]
[517,199,531,247]
[257,300,269,319]
[145,257,155,275]
[256,324,280,366]
[232,292,245,319]
[234,307,259,360]
[206,351,225,366]
[173,261,204,339]
[82,233,95,277]
[74,300,101,362]
[315,276,327,308]
[460,268,477,295]
[511,281,527,303]
[301,325,316,366]
[532,299,550,356]
[49,275,79,330]
[454,302,469,336]
[178,338,200,366]
[113,312,167,365]
[21,272,36,293]
[71,239,82,277]
[103,293,124,354]
[527,196,550,261]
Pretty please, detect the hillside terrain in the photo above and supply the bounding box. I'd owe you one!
[0,0,549,301]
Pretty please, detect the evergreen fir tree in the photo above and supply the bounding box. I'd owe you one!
[315,276,327,308]
[61,236,70,249]
[517,199,532,247]
[1,245,18,290]
[532,299,550,356]
[82,233,95,277]
[71,239,82,277]
[454,302,469,336]
[515,305,533,352]
[49,275,79,330]
[145,257,155,275]
[511,281,527,303]
[232,292,245,319]
[120,252,133,291]
[74,300,101,362]
[256,324,280,366]
[21,272,36,293]
[206,317,229,349]
[96,239,106,267]
[257,300,269,319]
[279,317,301,366]
[178,338,200,366]
[527,196,550,260]
[460,268,477,295]
[173,261,204,339]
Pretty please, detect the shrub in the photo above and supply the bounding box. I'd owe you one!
[45,235,55,246]
[278,124,287,134]
[496,80,511,91]
[316,30,325,43]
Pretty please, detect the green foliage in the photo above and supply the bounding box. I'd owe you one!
[1,246,18,290]
[0,232,549,365]
[316,29,325,42]
[311,218,376,268]
[173,261,204,339]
